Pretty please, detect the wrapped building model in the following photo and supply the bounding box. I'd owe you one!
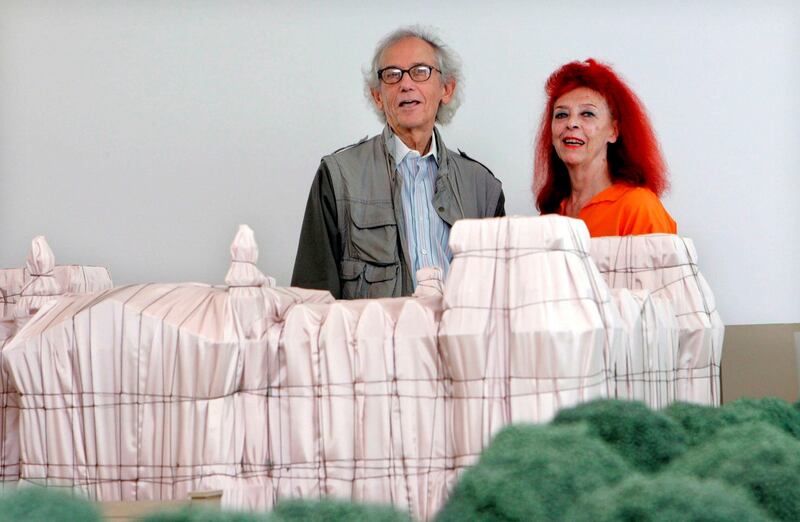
[0,218,723,519]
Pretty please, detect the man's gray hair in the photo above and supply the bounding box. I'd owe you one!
[364,25,463,125]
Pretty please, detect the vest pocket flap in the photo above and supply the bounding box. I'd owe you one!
[364,263,397,283]
[340,259,365,280]
[351,204,396,228]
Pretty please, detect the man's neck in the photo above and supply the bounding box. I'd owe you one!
[393,127,434,155]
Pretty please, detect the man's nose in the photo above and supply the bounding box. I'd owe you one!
[398,72,416,89]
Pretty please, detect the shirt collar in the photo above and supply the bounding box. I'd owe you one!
[389,127,438,169]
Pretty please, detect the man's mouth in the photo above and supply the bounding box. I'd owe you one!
[399,100,421,108]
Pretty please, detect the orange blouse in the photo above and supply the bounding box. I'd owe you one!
[559,184,677,237]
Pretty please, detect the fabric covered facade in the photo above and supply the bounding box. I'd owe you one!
[0,219,722,519]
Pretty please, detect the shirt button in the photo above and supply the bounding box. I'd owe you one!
[421,248,428,255]
[437,206,445,213]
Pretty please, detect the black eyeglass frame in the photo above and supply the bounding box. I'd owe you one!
[376,64,442,84]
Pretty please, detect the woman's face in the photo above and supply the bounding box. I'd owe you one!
[551,87,618,170]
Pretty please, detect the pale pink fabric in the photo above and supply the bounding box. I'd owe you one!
[0,269,24,320]
[224,224,278,341]
[4,238,60,487]
[2,266,111,321]
[53,265,112,295]
[220,286,335,510]
[0,235,112,323]
[16,236,62,319]
[0,265,24,485]
[0,219,724,519]
[591,234,725,405]
[0,335,19,484]
[225,225,276,289]
[610,289,679,408]
[390,298,450,520]
[0,236,113,490]
[224,295,449,519]
[413,267,444,297]
[441,215,623,473]
[4,283,330,500]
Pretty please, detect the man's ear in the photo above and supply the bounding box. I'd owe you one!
[440,79,456,105]
[370,88,384,111]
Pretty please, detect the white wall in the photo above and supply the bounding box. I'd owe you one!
[1,0,798,325]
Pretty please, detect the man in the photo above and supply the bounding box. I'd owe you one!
[291,26,505,299]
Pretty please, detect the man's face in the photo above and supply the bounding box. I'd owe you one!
[371,37,455,139]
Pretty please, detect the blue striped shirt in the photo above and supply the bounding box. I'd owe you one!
[391,133,452,286]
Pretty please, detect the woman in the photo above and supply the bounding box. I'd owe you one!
[534,59,676,237]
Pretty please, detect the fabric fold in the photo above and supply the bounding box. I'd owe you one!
[591,234,724,405]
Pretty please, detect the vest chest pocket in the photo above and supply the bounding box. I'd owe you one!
[348,203,398,265]
[340,259,399,299]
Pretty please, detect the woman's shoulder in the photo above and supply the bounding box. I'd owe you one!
[612,184,676,235]
[615,185,662,206]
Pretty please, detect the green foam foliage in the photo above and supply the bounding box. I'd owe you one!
[0,486,101,522]
[267,498,411,522]
[139,506,268,522]
[721,397,800,439]
[567,473,772,522]
[663,402,727,447]
[436,423,631,521]
[669,421,800,521]
[552,399,687,471]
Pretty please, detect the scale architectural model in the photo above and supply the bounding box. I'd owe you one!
[0,216,723,520]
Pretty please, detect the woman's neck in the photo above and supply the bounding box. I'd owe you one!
[564,162,613,217]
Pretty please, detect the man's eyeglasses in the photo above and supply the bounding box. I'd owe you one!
[377,64,441,84]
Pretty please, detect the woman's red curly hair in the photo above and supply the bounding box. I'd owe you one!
[533,58,668,214]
